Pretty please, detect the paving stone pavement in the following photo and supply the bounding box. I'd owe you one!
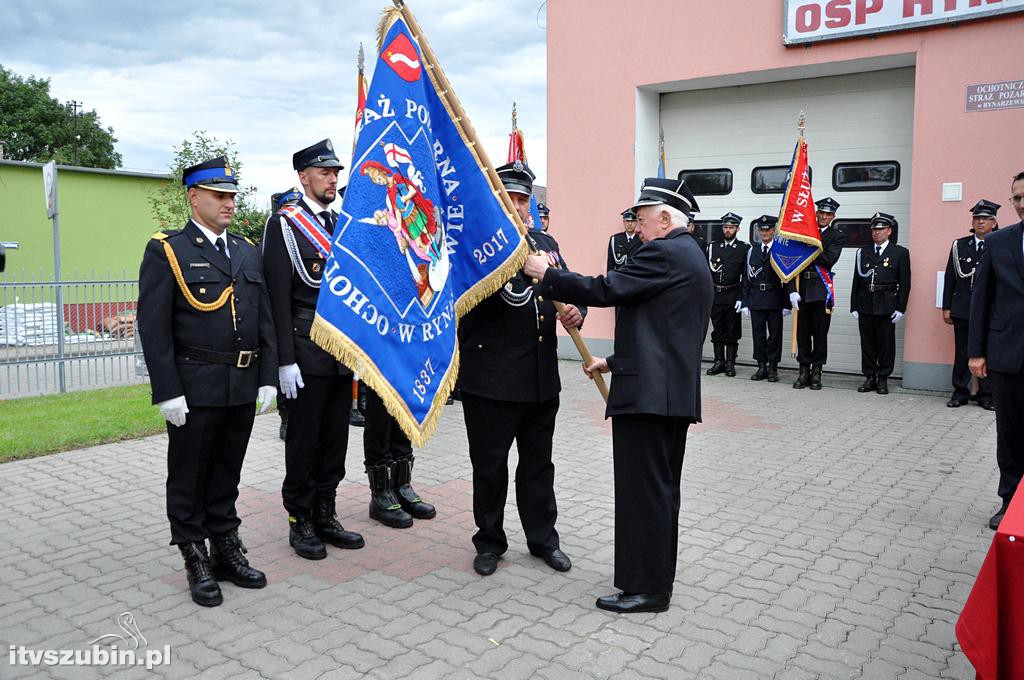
[0,360,1000,679]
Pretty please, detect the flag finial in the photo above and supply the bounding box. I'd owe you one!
[798,111,806,133]
[358,43,365,74]
[512,101,517,130]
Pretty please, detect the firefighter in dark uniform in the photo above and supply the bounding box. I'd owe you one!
[137,156,277,607]
[851,212,912,395]
[741,215,791,382]
[459,161,582,577]
[706,212,749,377]
[262,139,364,560]
[942,199,1000,410]
[267,187,303,441]
[607,209,643,272]
[538,202,550,232]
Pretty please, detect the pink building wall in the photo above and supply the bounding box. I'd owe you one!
[547,0,1023,385]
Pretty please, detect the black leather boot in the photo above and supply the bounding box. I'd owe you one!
[394,455,436,520]
[178,542,222,607]
[349,406,366,427]
[876,377,889,395]
[210,529,267,588]
[750,361,768,381]
[288,515,327,560]
[793,364,810,389]
[706,344,725,375]
[724,346,737,377]
[315,491,365,549]
[366,463,413,528]
[809,364,823,390]
[767,362,779,382]
[857,376,878,393]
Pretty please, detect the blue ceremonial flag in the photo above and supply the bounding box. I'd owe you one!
[311,9,526,445]
[528,195,543,231]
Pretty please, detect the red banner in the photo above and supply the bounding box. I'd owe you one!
[779,137,819,246]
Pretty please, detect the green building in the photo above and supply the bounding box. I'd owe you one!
[0,160,171,278]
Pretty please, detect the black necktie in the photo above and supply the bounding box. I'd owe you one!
[978,241,985,254]
[215,236,229,259]
[875,245,881,257]
[763,245,769,257]
[320,211,335,232]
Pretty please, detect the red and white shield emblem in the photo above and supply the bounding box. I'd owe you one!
[383,33,422,82]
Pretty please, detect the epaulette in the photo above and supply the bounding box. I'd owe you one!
[150,230,179,241]
[243,236,255,246]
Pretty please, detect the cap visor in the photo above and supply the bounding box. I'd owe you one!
[307,160,344,169]
[194,183,240,195]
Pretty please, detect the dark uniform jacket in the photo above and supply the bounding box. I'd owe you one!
[741,245,792,311]
[942,235,985,321]
[969,222,1024,374]
[607,231,642,272]
[707,239,750,306]
[850,242,912,316]
[539,229,713,420]
[798,225,846,303]
[138,220,277,407]
[459,230,579,403]
[262,197,351,377]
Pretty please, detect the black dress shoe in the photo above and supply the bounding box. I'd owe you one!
[596,591,671,614]
[947,396,968,408]
[534,548,571,572]
[876,378,889,395]
[210,529,267,589]
[857,376,878,393]
[289,516,327,560]
[473,552,500,576]
[979,398,996,411]
[990,506,1008,530]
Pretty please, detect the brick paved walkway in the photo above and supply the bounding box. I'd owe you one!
[0,361,998,679]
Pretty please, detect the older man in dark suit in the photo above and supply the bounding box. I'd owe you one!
[970,171,1024,530]
[524,177,713,613]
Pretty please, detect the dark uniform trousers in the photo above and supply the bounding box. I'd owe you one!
[462,393,560,557]
[167,405,255,544]
[953,318,992,399]
[796,302,831,366]
[992,369,1024,503]
[612,414,689,594]
[281,375,352,517]
[857,314,896,377]
[709,304,742,346]
[363,389,412,465]
[750,310,783,363]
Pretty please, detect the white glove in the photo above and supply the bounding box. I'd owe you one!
[789,292,800,310]
[256,385,276,414]
[741,307,750,317]
[734,301,743,313]
[158,395,188,428]
[782,309,792,317]
[891,311,904,324]
[852,311,859,320]
[279,363,304,399]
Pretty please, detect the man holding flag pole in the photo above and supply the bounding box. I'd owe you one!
[770,113,845,391]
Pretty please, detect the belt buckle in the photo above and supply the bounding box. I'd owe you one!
[236,350,253,368]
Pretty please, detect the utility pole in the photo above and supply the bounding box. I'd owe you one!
[66,100,81,166]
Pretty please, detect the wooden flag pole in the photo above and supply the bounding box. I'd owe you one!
[391,0,609,402]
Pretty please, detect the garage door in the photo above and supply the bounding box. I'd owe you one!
[660,67,915,376]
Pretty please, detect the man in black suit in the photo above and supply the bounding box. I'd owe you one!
[459,161,582,577]
[706,212,750,377]
[524,177,713,614]
[138,156,277,606]
[942,199,1000,410]
[262,139,364,559]
[969,171,1024,530]
[607,209,642,272]
[850,212,911,396]
[792,197,847,390]
[741,215,792,382]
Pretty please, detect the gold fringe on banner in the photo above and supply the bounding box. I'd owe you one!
[312,4,530,447]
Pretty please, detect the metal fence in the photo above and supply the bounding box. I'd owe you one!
[0,272,148,399]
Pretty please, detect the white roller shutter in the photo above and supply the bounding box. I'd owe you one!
[660,67,915,376]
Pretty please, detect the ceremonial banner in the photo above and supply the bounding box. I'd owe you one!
[311,10,526,445]
[770,132,822,283]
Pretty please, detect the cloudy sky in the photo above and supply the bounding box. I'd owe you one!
[4,0,548,207]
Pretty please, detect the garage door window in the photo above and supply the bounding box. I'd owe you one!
[834,218,900,248]
[751,166,812,194]
[694,220,723,244]
[677,169,733,196]
[833,161,901,192]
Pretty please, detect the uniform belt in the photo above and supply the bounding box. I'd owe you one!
[715,283,739,292]
[757,283,781,291]
[292,307,316,321]
[177,345,260,368]
[867,283,897,292]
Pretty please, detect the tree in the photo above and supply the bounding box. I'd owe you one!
[0,65,122,168]
[148,131,269,244]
